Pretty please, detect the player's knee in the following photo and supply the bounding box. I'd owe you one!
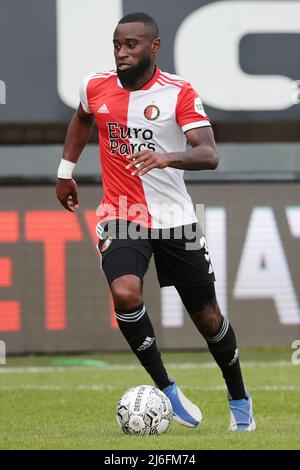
[191,303,223,337]
[111,276,142,310]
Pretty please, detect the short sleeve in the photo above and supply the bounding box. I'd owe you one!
[79,75,93,114]
[176,83,211,133]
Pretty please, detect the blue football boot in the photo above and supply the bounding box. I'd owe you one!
[228,393,256,431]
[163,383,202,427]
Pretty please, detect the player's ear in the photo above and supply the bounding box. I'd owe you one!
[152,37,161,53]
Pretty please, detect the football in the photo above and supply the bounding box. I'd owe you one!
[116,385,173,435]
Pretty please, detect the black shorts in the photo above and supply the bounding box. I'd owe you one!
[97,219,215,288]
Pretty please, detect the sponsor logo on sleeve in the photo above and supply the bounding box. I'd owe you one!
[194,97,207,117]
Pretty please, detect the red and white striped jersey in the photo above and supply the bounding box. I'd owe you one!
[80,67,211,229]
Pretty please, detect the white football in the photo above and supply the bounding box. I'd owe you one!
[116,385,173,435]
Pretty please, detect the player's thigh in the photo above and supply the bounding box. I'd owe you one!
[101,246,151,286]
[153,223,215,288]
[96,220,152,308]
[97,220,153,286]
[102,248,150,309]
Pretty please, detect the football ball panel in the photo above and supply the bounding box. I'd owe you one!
[116,385,173,436]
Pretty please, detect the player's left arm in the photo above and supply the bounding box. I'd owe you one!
[168,126,219,171]
[126,126,219,176]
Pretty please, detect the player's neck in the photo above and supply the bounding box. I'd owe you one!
[122,65,157,91]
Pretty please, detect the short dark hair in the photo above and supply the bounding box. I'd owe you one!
[118,12,160,38]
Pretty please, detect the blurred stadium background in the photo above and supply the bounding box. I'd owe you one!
[0,0,300,354]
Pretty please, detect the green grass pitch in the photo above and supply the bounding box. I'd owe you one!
[0,349,299,450]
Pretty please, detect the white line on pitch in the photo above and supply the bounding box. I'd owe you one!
[0,384,298,392]
[0,360,296,374]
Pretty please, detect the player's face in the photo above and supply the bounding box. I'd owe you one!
[113,23,159,85]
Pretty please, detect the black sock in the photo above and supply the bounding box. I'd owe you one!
[115,304,173,390]
[205,316,246,400]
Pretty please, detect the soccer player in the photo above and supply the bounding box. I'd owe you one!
[56,12,255,431]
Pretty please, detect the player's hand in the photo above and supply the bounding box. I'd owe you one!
[56,178,79,213]
[125,150,170,176]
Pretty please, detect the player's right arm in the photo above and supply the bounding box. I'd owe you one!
[56,104,95,212]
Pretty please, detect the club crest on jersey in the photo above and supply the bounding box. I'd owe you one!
[144,104,160,121]
[100,237,112,252]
